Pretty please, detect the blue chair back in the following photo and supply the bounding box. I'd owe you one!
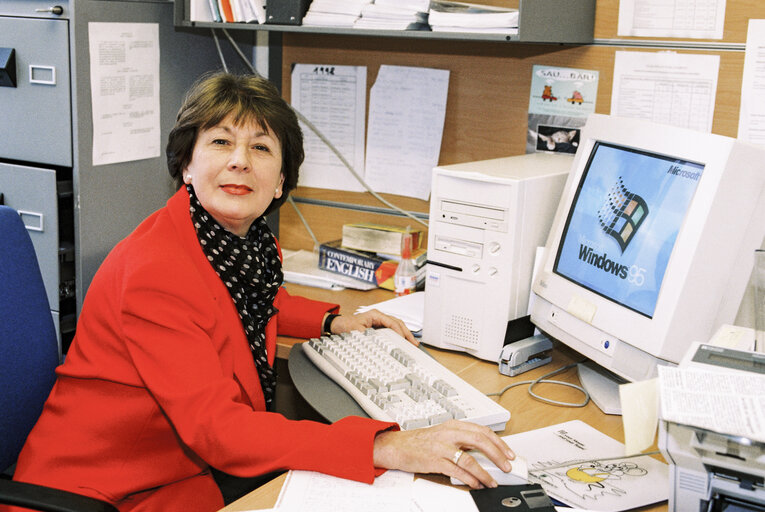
[0,206,59,472]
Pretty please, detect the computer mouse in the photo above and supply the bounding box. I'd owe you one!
[450,452,529,486]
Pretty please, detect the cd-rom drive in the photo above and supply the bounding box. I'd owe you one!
[423,153,570,361]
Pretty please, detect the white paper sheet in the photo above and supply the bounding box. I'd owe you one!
[738,20,765,147]
[619,378,659,455]
[617,0,726,39]
[88,23,161,166]
[505,420,668,511]
[658,366,765,442]
[356,290,425,332]
[364,65,450,200]
[275,470,415,511]
[611,51,719,133]
[291,64,367,192]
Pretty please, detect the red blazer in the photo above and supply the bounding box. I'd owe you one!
[10,188,395,512]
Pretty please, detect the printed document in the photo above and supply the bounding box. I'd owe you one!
[88,23,160,166]
[364,65,450,200]
[658,366,765,442]
[291,64,367,192]
[738,20,765,147]
[505,420,668,511]
[611,51,719,133]
[617,0,725,39]
[275,470,414,511]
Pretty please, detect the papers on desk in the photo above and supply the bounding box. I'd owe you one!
[272,470,480,512]
[356,290,424,334]
[255,466,618,512]
[509,420,668,511]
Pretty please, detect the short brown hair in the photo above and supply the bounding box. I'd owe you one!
[166,72,303,216]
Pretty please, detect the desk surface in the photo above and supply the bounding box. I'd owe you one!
[222,283,667,511]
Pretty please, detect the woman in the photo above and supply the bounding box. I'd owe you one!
[8,72,516,511]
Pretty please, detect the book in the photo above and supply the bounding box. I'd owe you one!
[376,247,427,268]
[218,0,234,22]
[341,223,423,256]
[318,240,398,287]
[282,249,376,291]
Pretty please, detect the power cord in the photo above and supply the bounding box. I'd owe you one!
[487,361,591,408]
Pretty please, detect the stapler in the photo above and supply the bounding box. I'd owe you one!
[498,334,553,377]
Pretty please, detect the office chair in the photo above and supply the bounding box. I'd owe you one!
[0,206,118,512]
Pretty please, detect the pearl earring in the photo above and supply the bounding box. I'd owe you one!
[184,175,192,184]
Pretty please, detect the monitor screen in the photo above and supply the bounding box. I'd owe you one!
[553,142,705,317]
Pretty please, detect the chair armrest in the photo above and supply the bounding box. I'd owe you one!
[0,478,119,512]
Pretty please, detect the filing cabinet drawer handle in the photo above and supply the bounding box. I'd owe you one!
[18,210,44,232]
[29,65,56,85]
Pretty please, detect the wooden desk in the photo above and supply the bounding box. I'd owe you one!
[223,284,667,511]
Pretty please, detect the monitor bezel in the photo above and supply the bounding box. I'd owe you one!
[551,140,705,320]
[532,114,735,362]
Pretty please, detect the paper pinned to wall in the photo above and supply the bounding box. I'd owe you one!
[88,22,161,166]
[738,19,765,147]
[291,64,367,192]
[364,65,450,200]
[611,51,719,133]
[617,0,726,39]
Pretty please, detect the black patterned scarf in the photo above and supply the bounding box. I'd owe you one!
[187,185,282,410]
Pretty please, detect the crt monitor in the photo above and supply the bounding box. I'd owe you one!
[529,114,765,409]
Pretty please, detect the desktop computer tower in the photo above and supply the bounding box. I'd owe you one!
[422,153,570,362]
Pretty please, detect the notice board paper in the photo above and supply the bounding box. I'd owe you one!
[88,22,160,166]
[611,50,719,133]
[291,64,368,192]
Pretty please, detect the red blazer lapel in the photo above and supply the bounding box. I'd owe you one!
[166,188,266,410]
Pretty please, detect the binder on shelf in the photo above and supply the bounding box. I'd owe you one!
[266,0,311,25]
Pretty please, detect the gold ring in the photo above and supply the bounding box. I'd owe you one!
[452,449,464,466]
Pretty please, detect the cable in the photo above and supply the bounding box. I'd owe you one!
[210,29,228,73]
[487,361,591,408]
[287,196,320,251]
[221,28,429,229]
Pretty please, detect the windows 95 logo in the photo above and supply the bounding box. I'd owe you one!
[597,177,648,253]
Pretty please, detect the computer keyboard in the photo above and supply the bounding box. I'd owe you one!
[303,328,510,431]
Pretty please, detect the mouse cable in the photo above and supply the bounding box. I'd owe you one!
[486,361,591,408]
[220,28,428,229]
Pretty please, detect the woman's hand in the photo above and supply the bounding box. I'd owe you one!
[372,420,516,489]
[328,309,417,345]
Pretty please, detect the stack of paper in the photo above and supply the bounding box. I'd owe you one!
[428,0,519,34]
[356,291,424,334]
[302,0,373,27]
[354,0,430,30]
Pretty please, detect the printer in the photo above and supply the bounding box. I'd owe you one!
[659,342,765,511]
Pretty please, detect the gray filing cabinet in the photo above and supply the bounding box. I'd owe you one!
[0,0,254,354]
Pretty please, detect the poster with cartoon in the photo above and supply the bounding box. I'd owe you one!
[527,65,599,154]
[504,420,668,511]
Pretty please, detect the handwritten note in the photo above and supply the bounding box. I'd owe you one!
[364,65,450,200]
